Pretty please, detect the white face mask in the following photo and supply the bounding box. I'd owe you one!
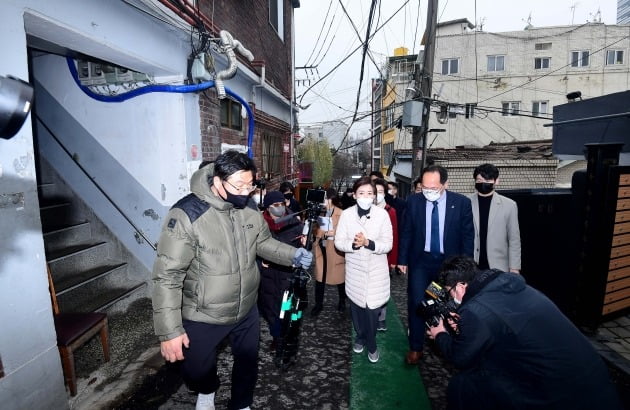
[356,197,373,210]
[453,297,462,305]
[387,189,394,196]
[376,193,385,204]
[423,189,441,202]
[252,195,261,205]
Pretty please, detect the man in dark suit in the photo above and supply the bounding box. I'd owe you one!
[398,165,474,365]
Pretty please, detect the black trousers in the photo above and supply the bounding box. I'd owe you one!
[181,306,260,410]
[349,299,381,354]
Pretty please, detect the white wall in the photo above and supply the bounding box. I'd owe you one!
[0,0,199,406]
[0,2,68,409]
[429,23,630,149]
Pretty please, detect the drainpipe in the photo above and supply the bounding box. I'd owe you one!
[215,30,254,99]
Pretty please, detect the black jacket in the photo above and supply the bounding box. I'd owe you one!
[436,271,622,410]
[257,213,303,327]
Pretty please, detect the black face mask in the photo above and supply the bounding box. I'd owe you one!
[222,187,250,209]
[284,192,294,200]
[475,182,494,195]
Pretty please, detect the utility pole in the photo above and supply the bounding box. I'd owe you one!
[411,0,438,179]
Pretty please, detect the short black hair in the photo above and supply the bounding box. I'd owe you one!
[279,181,294,193]
[422,165,448,184]
[439,256,480,288]
[352,176,375,193]
[473,163,499,180]
[373,178,388,191]
[413,176,422,188]
[325,188,343,207]
[387,181,399,189]
[214,150,256,180]
[370,171,384,179]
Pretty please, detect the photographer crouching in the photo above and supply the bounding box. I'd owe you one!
[426,256,622,410]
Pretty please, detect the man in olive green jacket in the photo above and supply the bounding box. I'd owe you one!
[152,151,312,410]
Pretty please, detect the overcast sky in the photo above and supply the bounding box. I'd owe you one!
[293,0,618,140]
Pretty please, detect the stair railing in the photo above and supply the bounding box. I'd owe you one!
[36,115,157,251]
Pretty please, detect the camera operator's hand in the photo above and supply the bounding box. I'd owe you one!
[427,318,447,340]
[447,312,460,333]
[293,248,313,269]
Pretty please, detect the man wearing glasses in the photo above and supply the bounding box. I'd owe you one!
[427,256,622,410]
[152,150,312,410]
[398,165,474,365]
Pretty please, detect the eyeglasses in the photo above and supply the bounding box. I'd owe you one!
[223,179,256,193]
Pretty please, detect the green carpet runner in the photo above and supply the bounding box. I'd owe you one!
[349,297,431,409]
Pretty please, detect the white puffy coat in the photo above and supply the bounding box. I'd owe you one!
[334,205,393,309]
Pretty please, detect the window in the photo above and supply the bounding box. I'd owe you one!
[532,101,548,117]
[385,106,396,129]
[382,142,394,166]
[373,158,381,171]
[441,58,459,75]
[269,0,284,40]
[220,99,243,130]
[487,55,505,72]
[606,50,624,65]
[465,103,477,119]
[534,57,551,70]
[261,134,282,177]
[535,42,552,50]
[502,101,520,117]
[571,51,589,67]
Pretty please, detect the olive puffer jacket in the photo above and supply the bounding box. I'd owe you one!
[152,165,297,341]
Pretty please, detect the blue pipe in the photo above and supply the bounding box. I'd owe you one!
[66,57,254,158]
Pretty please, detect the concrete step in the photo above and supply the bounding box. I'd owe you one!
[43,221,91,253]
[58,281,147,314]
[39,201,80,231]
[54,261,127,296]
[47,241,110,281]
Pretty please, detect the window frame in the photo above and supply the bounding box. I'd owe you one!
[532,100,549,117]
[534,57,551,70]
[261,133,283,177]
[441,58,459,75]
[268,0,284,41]
[535,42,552,51]
[382,142,394,166]
[220,98,243,131]
[487,55,505,72]
[501,101,520,117]
[570,50,590,67]
[606,49,625,65]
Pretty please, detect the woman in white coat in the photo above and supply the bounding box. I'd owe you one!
[334,177,393,363]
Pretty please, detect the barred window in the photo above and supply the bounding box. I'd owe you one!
[262,134,282,177]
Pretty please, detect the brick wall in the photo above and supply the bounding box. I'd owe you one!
[197,0,294,171]
[199,0,293,98]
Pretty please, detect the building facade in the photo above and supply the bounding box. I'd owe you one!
[619,0,630,24]
[371,47,418,177]
[429,21,630,149]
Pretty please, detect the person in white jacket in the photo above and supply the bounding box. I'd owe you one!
[335,176,393,363]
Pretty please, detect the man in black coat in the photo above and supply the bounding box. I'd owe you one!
[428,256,622,410]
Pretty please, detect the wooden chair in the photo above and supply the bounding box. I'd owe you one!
[46,266,110,396]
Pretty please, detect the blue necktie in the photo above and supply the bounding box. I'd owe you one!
[430,201,440,254]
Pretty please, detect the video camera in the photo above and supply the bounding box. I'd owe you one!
[304,189,326,221]
[417,281,459,329]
